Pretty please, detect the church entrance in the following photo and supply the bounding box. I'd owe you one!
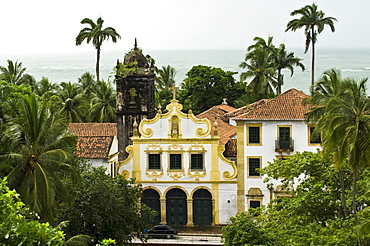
[142,189,160,225]
[166,188,187,225]
[193,189,213,225]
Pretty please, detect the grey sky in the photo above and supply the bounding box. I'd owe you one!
[1,0,369,55]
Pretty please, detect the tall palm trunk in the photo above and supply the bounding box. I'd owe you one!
[311,27,315,88]
[96,47,101,82]
[277,69,282,94]
[353,164,363,246]
[339,169,349,217]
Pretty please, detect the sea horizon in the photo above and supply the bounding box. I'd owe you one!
[1,47,370,95]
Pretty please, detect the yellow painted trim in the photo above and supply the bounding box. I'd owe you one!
[189,186,214,198]
[218,145,237,180]
[117,145,134,171]
[108,152,119,160]
[143,186,163,199]
[188,171,207,181]
[132,142,141,181]
[246,123,262,146]
[211,183,219,224]
[139,100,212,138]
[132,138,219,144]
[277,125,292,139]
[247,156,262,178]
[210,141,220,182]
[307,125,321,146]
[236,121,245,213]
[137,180,237,184]
[163,185,190,198]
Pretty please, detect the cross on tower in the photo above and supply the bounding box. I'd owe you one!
[170,87,179,100]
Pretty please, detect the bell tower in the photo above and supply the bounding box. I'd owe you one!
[115,40,156,160]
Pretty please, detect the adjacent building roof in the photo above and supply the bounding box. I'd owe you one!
[233,88,310,120]
[68,123,117,159]
[226,99,270,118]
[196,104,236,145]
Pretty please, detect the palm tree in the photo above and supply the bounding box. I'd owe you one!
[77,71,96,96]
[273,43,305,94]
[0,94,77,222]
[304,69,348,216]
[0,60,30,85]
[76,17,121,82]
[286,3,337,87]
[155,65,176,91]
[34,77,59,99]
[306,76,370,245]
[239,46,277,101]
[87,80,116,123]
[58,82,88,123]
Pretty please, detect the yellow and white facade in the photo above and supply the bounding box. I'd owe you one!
[115,98,237,225]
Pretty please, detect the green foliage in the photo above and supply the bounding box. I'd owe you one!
[0,178,65,245]
[240,36,304,99]
[76,17,121,81]
[59,166,155,245]
[155,65,176,91]
[57,81,88,123]
[0,93,78,222]
[0,60,31,85]
[286,3,337,86]
[179,65,245,114]
[222,209,275,246]
[223,151,370,245]
[87,80,116,123]
[115,62,139,79]
[97,238,116,245]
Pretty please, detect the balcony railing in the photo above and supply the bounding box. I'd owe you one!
[275,139,294,152]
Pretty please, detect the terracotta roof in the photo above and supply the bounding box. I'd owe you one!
[224,139,237,157]
[68,123,117,136]
[234,89,310,120]
[196,104,236,145]
[226,99,270,118]
[75,136,114,158]
[68,123,117,159]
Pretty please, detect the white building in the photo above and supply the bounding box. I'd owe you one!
[115,98,238,225]
[232,88,321,213]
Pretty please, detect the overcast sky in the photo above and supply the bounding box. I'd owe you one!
[1,0,369,55]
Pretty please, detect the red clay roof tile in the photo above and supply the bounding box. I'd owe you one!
[234,89,310,120]
[68,123,117,159]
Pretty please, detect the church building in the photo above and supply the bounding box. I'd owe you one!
[69,44,321,227]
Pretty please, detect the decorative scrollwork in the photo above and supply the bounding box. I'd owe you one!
[218,145,237,180]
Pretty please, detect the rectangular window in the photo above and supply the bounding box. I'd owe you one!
[170,154,182,169]
[249,127,260,144]
[191,154,204,170]
[309,126,321,144]
[250,200,261,208]
[148,154,161,170]
[249,157,261,176]
[247,124,262,145]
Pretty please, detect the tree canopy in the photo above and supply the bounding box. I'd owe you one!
[286,3,337,86]
[179,65,246,114]
[59,166,155,245]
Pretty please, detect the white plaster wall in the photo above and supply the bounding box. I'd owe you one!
[87,158,108,170]
[141,182,237,225]
[140,143,215,182]
[108,136,118,156]
[141,116,210,139]
[218,183,238,224]
[243,120,321,207]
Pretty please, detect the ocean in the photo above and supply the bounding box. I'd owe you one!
[1,48,370,95]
